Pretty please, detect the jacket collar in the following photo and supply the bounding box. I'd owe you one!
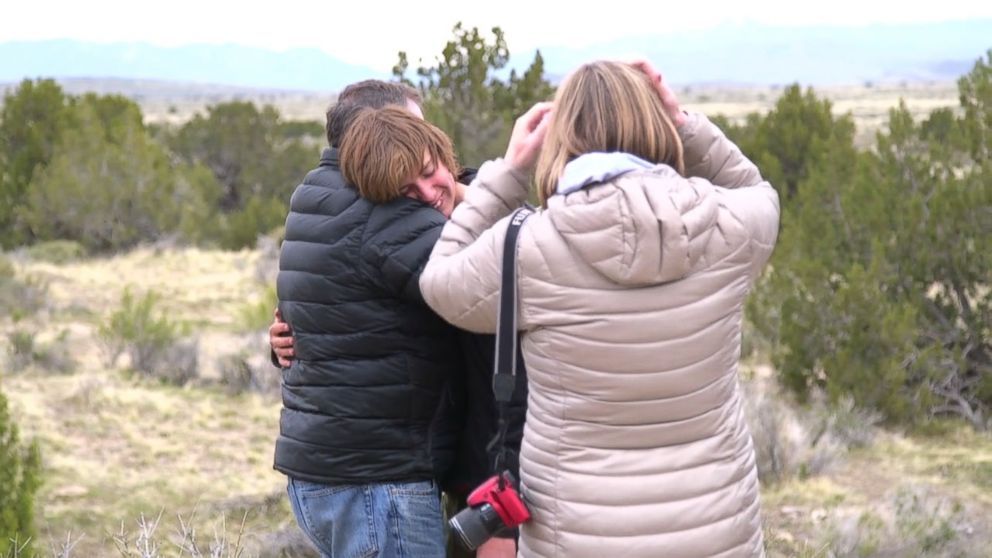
[320,147,340,168]
[458,167,479,185]
[558,152,654,195]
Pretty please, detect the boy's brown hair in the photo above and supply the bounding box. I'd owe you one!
[340,106,460,204]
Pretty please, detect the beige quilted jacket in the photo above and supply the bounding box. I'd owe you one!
[421,113,779,557]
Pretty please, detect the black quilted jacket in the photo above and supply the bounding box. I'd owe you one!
[274,148,464,485]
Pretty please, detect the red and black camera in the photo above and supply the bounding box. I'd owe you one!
[448,471,531,550]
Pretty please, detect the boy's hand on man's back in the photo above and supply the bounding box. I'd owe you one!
[270,308,295,367]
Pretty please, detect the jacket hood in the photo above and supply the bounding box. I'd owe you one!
[546,153,718,286]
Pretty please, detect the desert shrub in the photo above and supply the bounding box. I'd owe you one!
[746,52,992,429]
[820,486,971,557]
[217,349,280,396]
[217,196,287,252]
[99,288,197,385]
[19,96,221,254]
[23,240,87,264]
[110,510,252,558]
[162,100,315,251]
[0,253,48,320]
[153,336,200,387]
[0,79,73,248]
[5,330,35,372]
[743,381,880,484]
[0,253,12,278]
[811,396,882,450]
[5,328,76,374]
[39,331,77,374]
[237,286,279,333]
[0,383,42,558]
[99,288,178,368]
[394,23,555,168]
[744,381,838,483]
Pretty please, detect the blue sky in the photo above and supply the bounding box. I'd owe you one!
[4,0,992,72]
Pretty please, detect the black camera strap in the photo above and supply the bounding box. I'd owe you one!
[490,207,533,483]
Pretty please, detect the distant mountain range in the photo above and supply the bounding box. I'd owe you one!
[533,19,992,86]
[1,20,990,93]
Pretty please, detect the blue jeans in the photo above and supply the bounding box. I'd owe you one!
[287,478,445,558]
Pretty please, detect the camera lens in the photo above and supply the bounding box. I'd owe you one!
[448,503,505,550]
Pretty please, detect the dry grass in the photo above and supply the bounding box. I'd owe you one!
[11,247,271,379]
[1,246,288,556]
[4,242,992,556]
[761,424,992,556]
[6,244,991,556]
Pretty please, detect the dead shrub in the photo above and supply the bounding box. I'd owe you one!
[217,351,280,396]
[743,380,879,483]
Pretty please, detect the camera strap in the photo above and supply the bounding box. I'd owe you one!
[490,206,533,480]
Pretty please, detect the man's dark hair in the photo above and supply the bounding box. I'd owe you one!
[325,80,423,147]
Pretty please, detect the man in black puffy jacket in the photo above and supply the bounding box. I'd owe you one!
[270,80,526,558]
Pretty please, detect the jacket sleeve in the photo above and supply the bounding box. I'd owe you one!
[419,159,531,333]
[680,113,781,279]
[680,112,764,190]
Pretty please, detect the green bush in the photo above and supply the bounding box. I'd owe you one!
[0,383,41,557]
[744,51,992,429]
[394,23,555,166]
[99,288,196,385]
[0,79,73,248]
[2,81,321,252]
[20,99,219,253]
[217,196,287,251]
[23,240,87,264]
[0,253,48,320]
[162,100,316,250]
[819,486,967,556]
[237,285,279,333]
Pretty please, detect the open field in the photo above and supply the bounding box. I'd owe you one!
[28,78,958,148]
[1,245,303,557]
[681,80,959,146]
[3,244,992,557]
[0,79,984,556]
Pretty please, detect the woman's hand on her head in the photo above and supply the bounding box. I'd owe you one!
[629,60,687,128]
[504,102,554,173]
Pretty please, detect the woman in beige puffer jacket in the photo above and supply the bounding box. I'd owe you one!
[420,61,779,557]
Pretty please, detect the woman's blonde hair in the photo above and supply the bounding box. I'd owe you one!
[534,61,685,206]
[340,105,460,203]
